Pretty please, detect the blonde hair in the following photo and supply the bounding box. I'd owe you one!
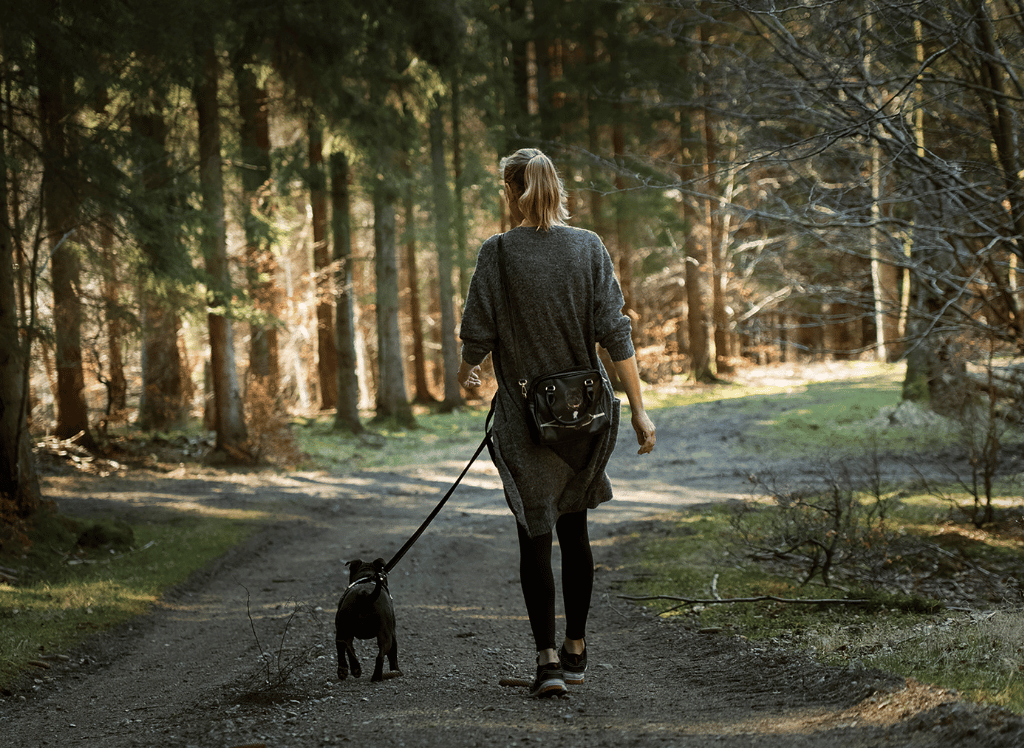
[501,148,570,231]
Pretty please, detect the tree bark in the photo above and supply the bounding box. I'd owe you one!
[237,62,280,403]
[130,97,188,431]
[98,218,127,418]
[37,41,93,446]
[373,161,415,426]
[450,69,470,301]
[0,68,41,533]
[679,111,716,382]
[698,22,730,369]
[402,158,434,405]
[611,123,636,320]
[429,97,464,411]
[330,151,363,434]
[195,41,249,460]
[308,118,337,411]
[507,0,533,150]
[137,302,187,431]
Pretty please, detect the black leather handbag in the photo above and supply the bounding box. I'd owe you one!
[497,234,611,446]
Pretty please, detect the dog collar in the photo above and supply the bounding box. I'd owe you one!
[344,571,389,592]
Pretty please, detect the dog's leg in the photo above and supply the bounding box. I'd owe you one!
[336,636,350,680]
[346,640,362,679]
[387,634,400,675]
[336,631,348,680]
[371,649,385,682]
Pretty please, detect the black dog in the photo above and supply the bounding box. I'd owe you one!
[335,557,400,682]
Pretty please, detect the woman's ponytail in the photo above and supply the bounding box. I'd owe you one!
[501,149,570,230]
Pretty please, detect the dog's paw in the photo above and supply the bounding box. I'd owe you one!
[337,669,348,681]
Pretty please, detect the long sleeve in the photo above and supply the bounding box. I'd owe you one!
[459,237,499,366]
[593,240,634,362]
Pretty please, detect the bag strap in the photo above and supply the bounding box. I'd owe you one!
[496,234,528,398]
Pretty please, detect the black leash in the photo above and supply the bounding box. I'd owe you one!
[382,405,494,574]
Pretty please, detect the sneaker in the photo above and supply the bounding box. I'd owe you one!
[529,661,567,698]
[558,644,587,685]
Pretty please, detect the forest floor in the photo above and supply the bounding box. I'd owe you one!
[4,361,1024,747]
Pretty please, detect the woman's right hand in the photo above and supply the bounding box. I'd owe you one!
[458,361,482,390]
[631,410,656,455]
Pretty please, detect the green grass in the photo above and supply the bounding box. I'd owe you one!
[613,498,1024,712]
[292,404,492,472]
[0,506,266,688]
[615,364,1024,711]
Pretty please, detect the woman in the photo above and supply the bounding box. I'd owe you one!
[458,148,656,698]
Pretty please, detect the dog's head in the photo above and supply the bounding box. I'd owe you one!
[346,557,386,584]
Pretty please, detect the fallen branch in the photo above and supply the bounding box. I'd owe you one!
[618,593,869,606]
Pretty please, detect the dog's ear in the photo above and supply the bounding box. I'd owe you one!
[372,557,385,573]
[346,558,362,582]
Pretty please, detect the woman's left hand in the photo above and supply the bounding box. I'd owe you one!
[631,410,656,455]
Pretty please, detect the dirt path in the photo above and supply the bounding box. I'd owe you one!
[4,363,1024,747]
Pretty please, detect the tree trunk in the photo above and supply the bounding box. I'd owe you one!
[429,97,464,412]
[131,97,188,431]
[373,163,415,427]
[0,73,41,535]
[679,113,716,382]
[611,122,636,320]
[685,226,715,380]
[308,118,337,411]
[98,218,127,417]
[698,23,730,369]
[403,159,434,405]
[195,41,249,461]
[330,151,363,434]
[237,61,280,403]
[507,0,533,150]
[972,0,1024,251]
[137,301,187,431]
[37,43,93,446]
[450,69,470,301]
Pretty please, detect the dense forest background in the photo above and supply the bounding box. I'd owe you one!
[3,0,1024,539]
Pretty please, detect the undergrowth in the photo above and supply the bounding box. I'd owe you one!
[0,505,265,689]
[615,497,1024,713]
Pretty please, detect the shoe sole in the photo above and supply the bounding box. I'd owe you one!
[530,677,568,698]
[564,673,585,685]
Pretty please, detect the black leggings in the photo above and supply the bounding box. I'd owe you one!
[516,510,594,652]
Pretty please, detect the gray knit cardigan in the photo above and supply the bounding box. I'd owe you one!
[459,225,635,537]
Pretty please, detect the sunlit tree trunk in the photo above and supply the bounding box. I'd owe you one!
[195,41,249,460]
[373,159,415,426]
[403,174,434,405]
[429,97,464,412]
[451,69,470,300]
[679,110,716,382]
[308,117,337,411]
[330,151,363,434]
[699,22,729,369]
[611,121,635,319]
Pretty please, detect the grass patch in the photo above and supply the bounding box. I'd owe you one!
[0,505,266,689]
[745,374,956,457]
[613,496,1024,713]
[292,404,491,472]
